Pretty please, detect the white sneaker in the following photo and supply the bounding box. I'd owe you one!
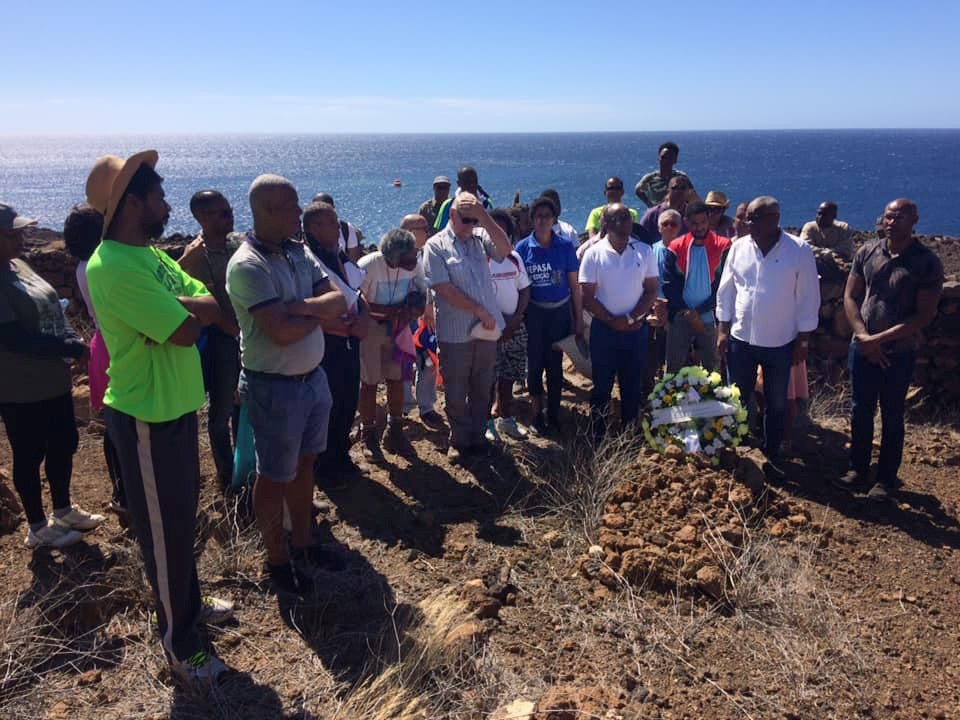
[485,420,501,445]
[198,596,235,626]
[53,505,105,531]
[495,417,528,440]
[25,521,83,549]
[172,651,229,685]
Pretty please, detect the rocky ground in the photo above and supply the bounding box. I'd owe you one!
[0,367,958,720]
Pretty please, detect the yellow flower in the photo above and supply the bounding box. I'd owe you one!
[704,430,714,440]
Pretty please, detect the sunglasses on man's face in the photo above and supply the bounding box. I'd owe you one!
[605,186,623,192]
[460,217,479,225]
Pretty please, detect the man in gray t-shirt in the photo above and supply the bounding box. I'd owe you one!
[226,174,347,597]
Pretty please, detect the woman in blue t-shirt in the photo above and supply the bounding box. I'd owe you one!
[513,197,583,433]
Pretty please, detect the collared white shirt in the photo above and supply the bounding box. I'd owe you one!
[579,236,659,316]
[715,231,820,348]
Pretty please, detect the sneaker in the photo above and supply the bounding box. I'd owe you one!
[172,650,229,686]
[485,419,501,445]
[866,482,898,501]
[198,596,235,626]
[53,505,105,531]
[268,562,307,596]
[381,420,412,455]
[529,413,547,436]
[419,410,446,430]
[832,469,871,492]
[25,521,83,549]
[446,445,467,465]
[361,427,384,463]
[762,460,787,483]
[494,416,527,440]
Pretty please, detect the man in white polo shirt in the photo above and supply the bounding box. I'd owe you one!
[715,196,820,480]
[579,203,660,441]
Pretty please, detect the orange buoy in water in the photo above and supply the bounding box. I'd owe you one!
[392,178,402,187]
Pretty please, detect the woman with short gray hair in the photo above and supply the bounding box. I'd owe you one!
[356,228,428,461]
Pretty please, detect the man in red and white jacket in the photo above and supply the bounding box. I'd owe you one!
[661,201,731,372]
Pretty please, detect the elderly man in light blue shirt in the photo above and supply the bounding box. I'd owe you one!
[424,193,513,463]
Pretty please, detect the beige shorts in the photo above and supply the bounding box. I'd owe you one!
[360,320,402,385]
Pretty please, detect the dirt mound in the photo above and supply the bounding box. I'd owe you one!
[578,445,822,599]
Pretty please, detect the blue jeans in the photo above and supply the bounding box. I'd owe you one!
[590,320,647,440]
[525,301,571,422]
[849,345,915,486]
[727,337,793,462]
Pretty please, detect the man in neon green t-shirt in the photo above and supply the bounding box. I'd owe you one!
[583,177,639,238]
[85,151,232,685]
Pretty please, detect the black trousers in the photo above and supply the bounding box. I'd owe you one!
[0,393,78,525]
[105,408,202,662]
[318,333,360,465]
[525,301,571,422]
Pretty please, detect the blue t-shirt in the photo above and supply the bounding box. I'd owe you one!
[514,232,579,304]
[682,244,713,321]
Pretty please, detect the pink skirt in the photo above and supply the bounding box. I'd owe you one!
[89,330,110,411]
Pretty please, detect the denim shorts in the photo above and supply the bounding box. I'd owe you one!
[238,366,332,483]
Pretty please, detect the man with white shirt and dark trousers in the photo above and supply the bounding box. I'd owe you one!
[715,196,820,480]
[579,204,660,441]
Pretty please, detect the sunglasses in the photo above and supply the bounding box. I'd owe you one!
[605,186,623,192]
[460,217,479,225]
[706,207,724,214]
[746,212,776,222]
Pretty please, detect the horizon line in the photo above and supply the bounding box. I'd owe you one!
[2,127,960,139]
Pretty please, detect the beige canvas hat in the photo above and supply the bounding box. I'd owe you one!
[85,150,159,233]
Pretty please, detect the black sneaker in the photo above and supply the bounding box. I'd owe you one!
[832,469,871,492]
[866,482,900,501]
[267,563,301,596]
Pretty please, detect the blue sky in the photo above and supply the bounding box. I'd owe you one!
[4,0,958,133]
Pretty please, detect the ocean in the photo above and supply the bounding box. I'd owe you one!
[1,130,958,239]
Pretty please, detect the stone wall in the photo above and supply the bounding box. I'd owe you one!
[810,244,960,399]
[21,229,960,403]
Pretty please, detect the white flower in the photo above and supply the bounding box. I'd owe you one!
[652,399,662,408]
[704,445,716,455]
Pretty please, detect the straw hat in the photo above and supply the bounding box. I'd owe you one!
[704,191,730,210]
[85,150,159,233]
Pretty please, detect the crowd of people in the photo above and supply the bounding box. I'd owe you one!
[0,140,945,685]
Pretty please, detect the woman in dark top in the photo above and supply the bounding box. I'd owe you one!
[0,203,103,549]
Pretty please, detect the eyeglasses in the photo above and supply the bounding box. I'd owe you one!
[607,215,632,223]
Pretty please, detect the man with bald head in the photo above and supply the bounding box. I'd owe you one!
[579,203,660,440]
[716,196,820,481]
[800,201,855,260]
[432,166,493,231]
[583,177,640,240]
[227,175,349,595]
[835,199,943,500]
[424,192,513,462]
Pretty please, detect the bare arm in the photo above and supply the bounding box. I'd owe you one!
[567,271,584,335]
[285,279,348,321]
[178,295,222,327]
[630,277,659,323]
[581,282,627,331]
[478,208,512,261]
[250,301,322,346]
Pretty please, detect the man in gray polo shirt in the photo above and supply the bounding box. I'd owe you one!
[424,193,513,463]
[226,174,347,596]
